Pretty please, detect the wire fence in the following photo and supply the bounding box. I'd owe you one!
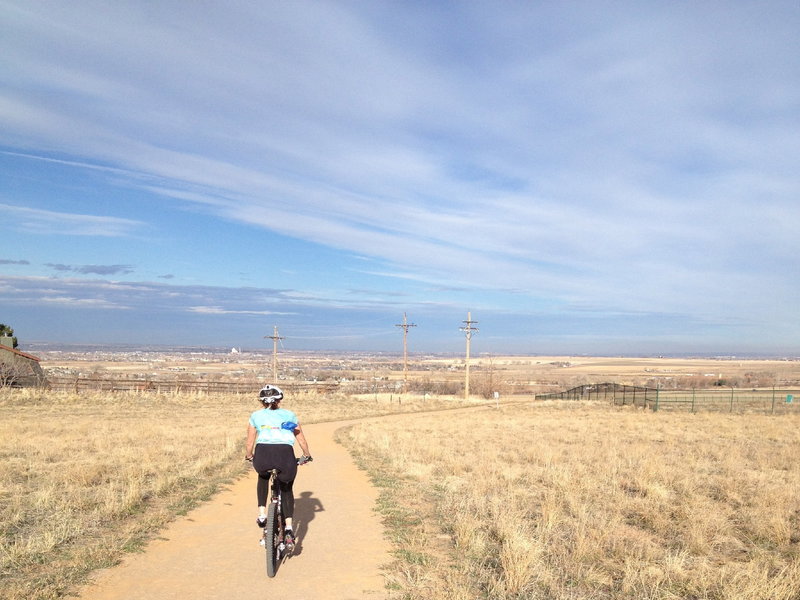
[44,376,339,395]
[537,383,657,408]
[27,376,800,414]
[652,387,799,414]
[536,382,800,414]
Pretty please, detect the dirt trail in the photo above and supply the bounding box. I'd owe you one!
[75,420,391,600]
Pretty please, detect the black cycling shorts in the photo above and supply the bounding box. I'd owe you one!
[253,443,297,483]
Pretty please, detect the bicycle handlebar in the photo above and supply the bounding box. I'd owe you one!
[245,455,312,464]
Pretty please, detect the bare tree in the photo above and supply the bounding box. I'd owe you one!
[0,359,27,387]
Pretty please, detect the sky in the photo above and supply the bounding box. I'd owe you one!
[1,1,799,355]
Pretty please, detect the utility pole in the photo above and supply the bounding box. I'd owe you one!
[264,325,284,382]
[395,312,416,393]
[460,312,478,399]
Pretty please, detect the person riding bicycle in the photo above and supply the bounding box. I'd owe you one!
[245,384,311,548]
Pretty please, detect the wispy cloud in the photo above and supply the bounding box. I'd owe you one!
[77,265,134,276]
[0,259,30,265]
[45,263,134,276]
[39,296,130,310]
[188,306,295,316]
[0,275,301,313]
[0,150,145,178]
[45,264,73,272]
[0,203,144,237]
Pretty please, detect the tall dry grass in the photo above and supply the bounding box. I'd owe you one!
[0,389,249,600]
[342,401,800,599]
[0,387,469,600]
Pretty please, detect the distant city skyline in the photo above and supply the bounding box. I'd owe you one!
[2,2,798,356]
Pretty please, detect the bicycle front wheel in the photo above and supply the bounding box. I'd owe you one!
[265,502,283,577]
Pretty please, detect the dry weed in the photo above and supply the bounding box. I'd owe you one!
[342,401,800,599]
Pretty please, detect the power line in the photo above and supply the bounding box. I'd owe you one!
[460,312,478,399]
[264,325,284,382]
[395,312,417,393]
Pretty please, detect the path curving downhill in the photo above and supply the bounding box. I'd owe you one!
[75,421,391,600]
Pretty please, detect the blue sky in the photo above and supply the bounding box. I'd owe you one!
[1,1,798,355]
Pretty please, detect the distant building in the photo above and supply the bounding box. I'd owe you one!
[0,337,47,387]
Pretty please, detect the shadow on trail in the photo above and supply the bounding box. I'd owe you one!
[292,491,324,556]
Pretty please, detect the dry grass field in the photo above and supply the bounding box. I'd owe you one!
[0,387,470,600]
[342,402,800,600]
[4,352,799,599]
[455,355,800,395]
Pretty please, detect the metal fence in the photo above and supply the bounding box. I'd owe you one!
[652,388,799,414]
[536,383,800,414]
[44,376,339,395]
[537,383,657,408]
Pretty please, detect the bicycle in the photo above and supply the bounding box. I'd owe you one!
[258,456,313,578]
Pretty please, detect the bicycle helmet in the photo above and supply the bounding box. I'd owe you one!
[259,384,284,405]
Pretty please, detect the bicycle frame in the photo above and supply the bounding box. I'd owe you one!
[252,454,311,578]
[264,468,286,577]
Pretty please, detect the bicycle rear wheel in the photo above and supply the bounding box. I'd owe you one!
[265,501,283,577]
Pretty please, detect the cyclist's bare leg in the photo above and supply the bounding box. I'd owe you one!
[256,471,271,526]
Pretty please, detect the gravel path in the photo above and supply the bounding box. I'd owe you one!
[75,420,390,600]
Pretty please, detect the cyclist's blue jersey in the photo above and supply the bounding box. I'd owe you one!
[249,408,298,445]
